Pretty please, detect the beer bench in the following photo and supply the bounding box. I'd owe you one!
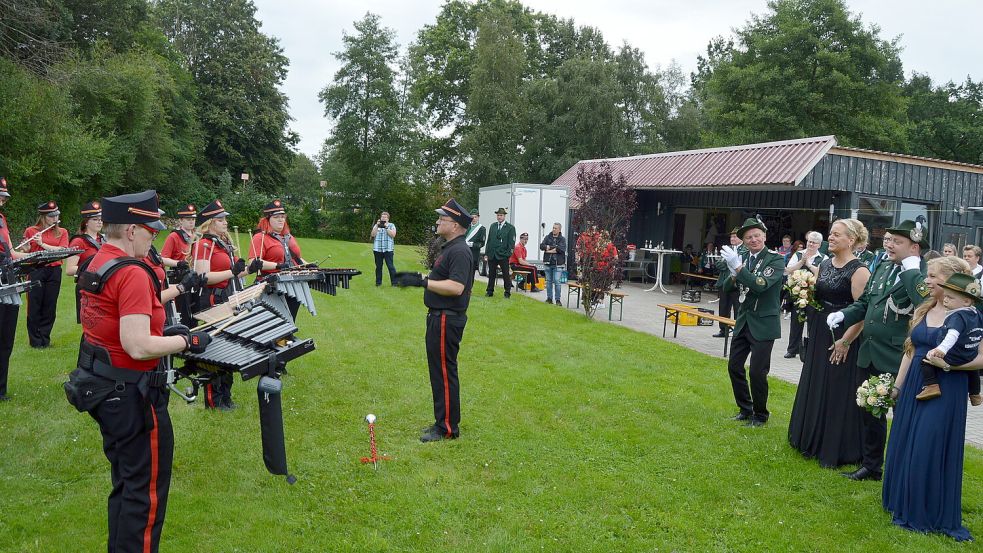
[510,268,533,292]
[566,282,582,308]
[565,283,627,321]
[657,303,736,356]
[679,272,718,292]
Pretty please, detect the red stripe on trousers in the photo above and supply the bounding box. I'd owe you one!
[440,314,451,436]
[143,404,160,553]
[206,384,214,408]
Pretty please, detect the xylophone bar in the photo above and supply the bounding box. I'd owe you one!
[0,281,36,305]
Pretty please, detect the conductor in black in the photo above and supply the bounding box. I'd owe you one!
[394,198,473,442]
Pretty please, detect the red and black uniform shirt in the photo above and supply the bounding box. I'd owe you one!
[194,235,236,289]
[80,243,165,371]
[143,247,167,289]
[248,231,302,277]
[0,213,11,260]
[23,225,69,266]
[160,229,192,262]
[69,234,105,266]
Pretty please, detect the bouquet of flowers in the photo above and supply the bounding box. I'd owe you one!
[856,373,896,416]
[785,268,820,322]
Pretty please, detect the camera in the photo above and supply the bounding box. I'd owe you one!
[378,220,386,228]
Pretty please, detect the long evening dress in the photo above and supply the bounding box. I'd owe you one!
[788,258,865,467]
[882,320,973,541]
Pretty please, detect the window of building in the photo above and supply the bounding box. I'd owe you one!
[856,197,896,250]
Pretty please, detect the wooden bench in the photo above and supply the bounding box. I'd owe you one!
[566,282,582,308]
[657,303,736,356]
[607,290,627,321]
[679,271,718,291]
[511,268,533,292]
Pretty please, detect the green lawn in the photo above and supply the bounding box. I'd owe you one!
[0,237,980,552]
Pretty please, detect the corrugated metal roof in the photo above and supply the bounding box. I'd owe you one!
[551,136,837,189]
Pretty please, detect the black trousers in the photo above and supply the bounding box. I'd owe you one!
[27,265,61,347]
[718,290,739,332]
[486,257,512,294]
[90,385,173,553]
[858,364,888,473]
[373,250,396,285]
[510,263,539,287]
[200,287,234,408]
[470,248,483,274]
[426,311,467,436]
[786,305,805,355]
[0,304,18,397]
[727,326,774,422]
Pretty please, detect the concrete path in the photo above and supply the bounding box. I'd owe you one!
[486,276,983,449]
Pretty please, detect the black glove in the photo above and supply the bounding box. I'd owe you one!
[231,258,247,276]
[276,262,290,270]
[164,324,191,350]
[187,331,211,354]
[247,258,264,274]
[179,271,206,292]
[175,260,189,272]
[393,272,426,288]
[302,262,318,269]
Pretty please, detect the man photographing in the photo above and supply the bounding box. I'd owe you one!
[371,211,397,286]
[393,199,474,442]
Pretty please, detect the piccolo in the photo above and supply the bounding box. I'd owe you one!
[14,221,59,251]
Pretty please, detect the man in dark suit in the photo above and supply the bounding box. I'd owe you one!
[464,208,486,278]
[830,220,928,481]
[484,207,516,298]
[720,218,786,427]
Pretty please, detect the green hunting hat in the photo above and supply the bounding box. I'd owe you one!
[495,207,508,215]
[939,272,982,301]
[730,226,740,235]
[736,217,767,238]
[886,219,929,248]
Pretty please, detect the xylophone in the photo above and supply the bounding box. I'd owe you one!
[0,281,36,305]
[10,248,83,272]
[266,267,361,316]
[0,248,80,303]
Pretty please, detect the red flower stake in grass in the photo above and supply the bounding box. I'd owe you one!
[360,414,391,469]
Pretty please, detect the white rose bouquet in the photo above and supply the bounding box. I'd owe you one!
[856,373,896,417]
[784,268,821,322]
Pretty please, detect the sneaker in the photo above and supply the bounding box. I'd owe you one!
[915,384,941,401]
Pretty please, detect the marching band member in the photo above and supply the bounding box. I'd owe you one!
[160,203,196,269]
[66,201,106,322]
[247,199,308,319]
[0,177,29,400]
[193,199,250,410]
[22,200,68,348]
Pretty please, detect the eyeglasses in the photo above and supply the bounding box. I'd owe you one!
[138,224,160,237]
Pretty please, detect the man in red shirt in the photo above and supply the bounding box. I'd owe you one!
[78,190,210,553]
[509,232,541,292]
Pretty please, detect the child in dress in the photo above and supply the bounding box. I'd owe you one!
[920,272,983,404]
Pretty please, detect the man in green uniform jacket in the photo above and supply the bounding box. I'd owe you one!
[719,218,786,427]
[484,207,516,298]
[828,220,929,481]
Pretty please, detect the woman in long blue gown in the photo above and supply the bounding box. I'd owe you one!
[882,256,973,542]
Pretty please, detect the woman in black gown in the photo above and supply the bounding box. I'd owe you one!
[788,219,872,467]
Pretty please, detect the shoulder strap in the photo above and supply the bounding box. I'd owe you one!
[78,257,162,296]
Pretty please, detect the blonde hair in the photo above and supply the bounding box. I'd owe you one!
[904,256,971,355]
[197,220,232,250]
[33,214,64,240]
[832,218,869,250]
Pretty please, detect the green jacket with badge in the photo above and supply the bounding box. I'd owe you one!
[839,260,927,374]
[721,249,786,341]
[485,220,516,261]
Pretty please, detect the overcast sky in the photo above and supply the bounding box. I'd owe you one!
[251,0,983,158]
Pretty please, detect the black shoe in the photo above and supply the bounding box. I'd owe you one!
[744,419,766,427]
[504,291,511,299]
[420,425,459,443]
[712,332,727,338]
[530,287,541,293]
[556,299,563,306]
[219,400,237,411]
[0,394,9,401]
[729,413,751,421]
[784,352,797,358]
[841,467,882,481]
[486,291,494,297]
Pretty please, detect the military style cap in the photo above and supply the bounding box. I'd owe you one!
[736,217,767,238]
[176,203,197,217]
[495,207,508,215]
[263,199,287,217]
[80,200,102,219]
[886,219,929,248]
[101,190,166,230]
[940,272,982,301]
[0,177,9,197]
[38,200,60,217]
[197,199,230,226]
[435,198,472,228]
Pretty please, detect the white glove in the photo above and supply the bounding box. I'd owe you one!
[720,246,741,271]
[900,256,921,271]
[827,311,845,330]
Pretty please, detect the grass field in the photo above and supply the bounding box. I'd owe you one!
[0,237,980,552]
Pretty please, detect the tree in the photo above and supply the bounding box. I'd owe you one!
[905,74,983,165]
[153,0,295,190]
[458,6,527,196]
[697,0,907,150]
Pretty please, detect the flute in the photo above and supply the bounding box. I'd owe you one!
[15,221,59,251]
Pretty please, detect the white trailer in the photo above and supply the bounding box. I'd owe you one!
[477,183,569,262]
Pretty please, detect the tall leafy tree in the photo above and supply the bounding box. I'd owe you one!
[905,74,983,164]
[153,0,295,190]
[697,0,907,150]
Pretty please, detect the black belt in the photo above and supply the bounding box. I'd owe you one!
[428,308,463,316]
[91,359,167,388]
